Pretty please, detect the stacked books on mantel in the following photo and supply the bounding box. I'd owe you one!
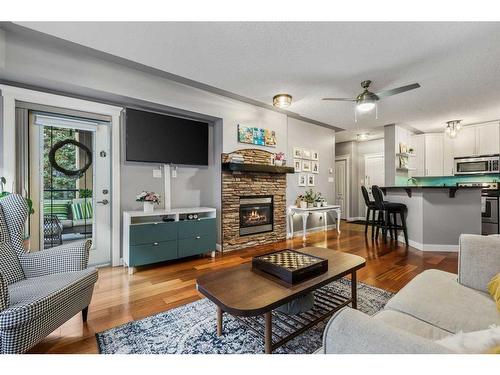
[228,154,245,164]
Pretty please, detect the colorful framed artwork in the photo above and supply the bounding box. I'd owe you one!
[237,124,276,147]
[311,150,319,161]
[307,174,315,187]
[293,147,303,158]
[298,173,306,187]
[301,160,312,172]
[302,149,311,159]
[293,159,301,172]
[312,161,319,174]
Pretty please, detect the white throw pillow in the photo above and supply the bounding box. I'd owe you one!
[435,325,500,353]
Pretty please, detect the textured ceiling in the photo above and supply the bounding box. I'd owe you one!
[16,22,500,133]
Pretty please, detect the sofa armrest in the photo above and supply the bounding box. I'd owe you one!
[322,308,452,354]
[459,234,500,293]
[19,240,92,278]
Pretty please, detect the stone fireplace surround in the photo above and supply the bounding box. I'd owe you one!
[221,149,288,252]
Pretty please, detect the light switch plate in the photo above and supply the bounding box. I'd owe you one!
[153,169,162,178]
[328,177,334,183]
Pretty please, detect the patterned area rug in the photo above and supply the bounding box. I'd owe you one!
[96,279,393,354]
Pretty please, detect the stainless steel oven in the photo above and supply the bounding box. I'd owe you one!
[454,155,499,175]
[458,182,499,235]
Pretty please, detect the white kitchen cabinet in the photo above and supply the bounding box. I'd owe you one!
[453,126,476,158]
[410,134,443,177]
[477,122,500,156]
[453,122,500,158]
[443,135,454,176]
[410,134,425,177]
[425,134,444,176]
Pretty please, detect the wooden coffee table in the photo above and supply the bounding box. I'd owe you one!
[196,247,366,354]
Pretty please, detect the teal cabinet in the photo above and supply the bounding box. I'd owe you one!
[125,216,216,268]
[130,222,177,245]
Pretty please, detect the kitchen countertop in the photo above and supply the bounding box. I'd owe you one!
[380,185,483,198]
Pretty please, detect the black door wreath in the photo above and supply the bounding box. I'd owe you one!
[48,139,92,178]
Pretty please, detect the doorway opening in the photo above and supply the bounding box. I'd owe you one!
[334,155,350,220]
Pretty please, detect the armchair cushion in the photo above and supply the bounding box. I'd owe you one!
[0,273,9,312]
[0,242,25,284]
[19,240,91,278]
[0,205,9,243]
[0,267,97,330]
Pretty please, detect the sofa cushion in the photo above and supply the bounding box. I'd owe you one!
[0,205,9,243]
[0,242,25,284]
[43,200,71,220]
[71,201,92,220]
[373,310,450,340]
[0,267,97,329]
[385,269,500,333]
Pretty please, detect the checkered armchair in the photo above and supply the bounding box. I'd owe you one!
[0,194,98,354]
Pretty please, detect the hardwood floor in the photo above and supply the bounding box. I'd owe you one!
[28,222,458,354]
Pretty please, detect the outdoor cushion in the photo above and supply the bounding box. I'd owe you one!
[43,200,71,220]
[372,309,450,340]
[71,201,92,220]
[385,269,500,333]
[0,242,25,285]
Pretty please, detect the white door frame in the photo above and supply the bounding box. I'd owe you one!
[0,85,122,266]
[334,154,350,220]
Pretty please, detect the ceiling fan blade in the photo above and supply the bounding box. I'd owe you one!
[322,98,356,101]
[375,83,421,99]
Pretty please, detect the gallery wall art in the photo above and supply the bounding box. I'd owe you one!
[238,124,276,147]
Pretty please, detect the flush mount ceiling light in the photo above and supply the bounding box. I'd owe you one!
[445,120,462,138]
[356,133,370,141]
[273,94,292,108]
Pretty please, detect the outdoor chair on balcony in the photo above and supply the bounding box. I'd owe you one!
[43,214,63,246]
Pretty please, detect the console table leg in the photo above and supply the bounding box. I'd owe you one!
[351,271,358,309]
[336,209,341,234]
[264,312,272,354]
[301,213,308,242]
[217,306,223,336]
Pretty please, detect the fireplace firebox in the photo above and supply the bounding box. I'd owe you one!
[239,196,273,236]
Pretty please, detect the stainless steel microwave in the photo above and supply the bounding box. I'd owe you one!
[454,155,499,175]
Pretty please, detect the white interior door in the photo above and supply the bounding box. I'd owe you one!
[364,154,385,200]
[335,159,347,219]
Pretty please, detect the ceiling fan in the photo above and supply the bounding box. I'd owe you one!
[322,80,421,112]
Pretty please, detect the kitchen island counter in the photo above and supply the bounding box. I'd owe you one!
[379,186,482,251]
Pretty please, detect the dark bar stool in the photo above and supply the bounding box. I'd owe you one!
[361,185,379,238]
[371,185,409,246]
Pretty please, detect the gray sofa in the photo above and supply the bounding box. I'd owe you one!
[0,194,98,354]
[321,234,500,354]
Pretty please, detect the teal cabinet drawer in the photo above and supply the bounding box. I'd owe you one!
[130,222,178,245]
[178,234,216,258]
[129,240,178,266]
[178,218,216,239]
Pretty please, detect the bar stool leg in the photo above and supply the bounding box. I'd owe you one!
[364,207,370,235]
[384,210,390,242]
[371,209,377,239]
[401,211,409,246]
[392,212,398,240]
[375,210,381,240]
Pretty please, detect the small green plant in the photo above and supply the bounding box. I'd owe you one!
[303,189,317,204]
[79,189,92,198]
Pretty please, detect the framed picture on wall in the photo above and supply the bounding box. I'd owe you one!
[312,161,319,174]
[307,174,315,187]
[301,160,312,172]
[311,150,319,161]
[293,159,301,172]
[302,149,312,159]
[298,173,307,186]
[293,147,303,158]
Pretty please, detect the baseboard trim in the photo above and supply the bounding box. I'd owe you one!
[347,217,365,222]
[397,235,458,252]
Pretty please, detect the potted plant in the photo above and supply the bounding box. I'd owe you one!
[274,152,286,167]
[314,192,324,207]
[136,191,160,213]
[304,189,316,208]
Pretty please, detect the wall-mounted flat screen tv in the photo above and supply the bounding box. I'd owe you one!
[126,108,209,166]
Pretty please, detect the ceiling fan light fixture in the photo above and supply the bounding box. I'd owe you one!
[356,100,376,112]
[273,94,292,108]
[357,133,370,141]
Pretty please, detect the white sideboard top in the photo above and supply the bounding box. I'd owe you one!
[124,207,217,218]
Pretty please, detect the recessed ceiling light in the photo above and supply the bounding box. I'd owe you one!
[273,94,292,108]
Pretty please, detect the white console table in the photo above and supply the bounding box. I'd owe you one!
[287,205,342,241]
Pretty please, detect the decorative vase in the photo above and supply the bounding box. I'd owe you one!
[143,201,154,213]
[300,201,308,209]
[275,159,283,166]
[307,203,314,208]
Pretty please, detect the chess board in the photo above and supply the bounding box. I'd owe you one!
[252,249,328,284]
